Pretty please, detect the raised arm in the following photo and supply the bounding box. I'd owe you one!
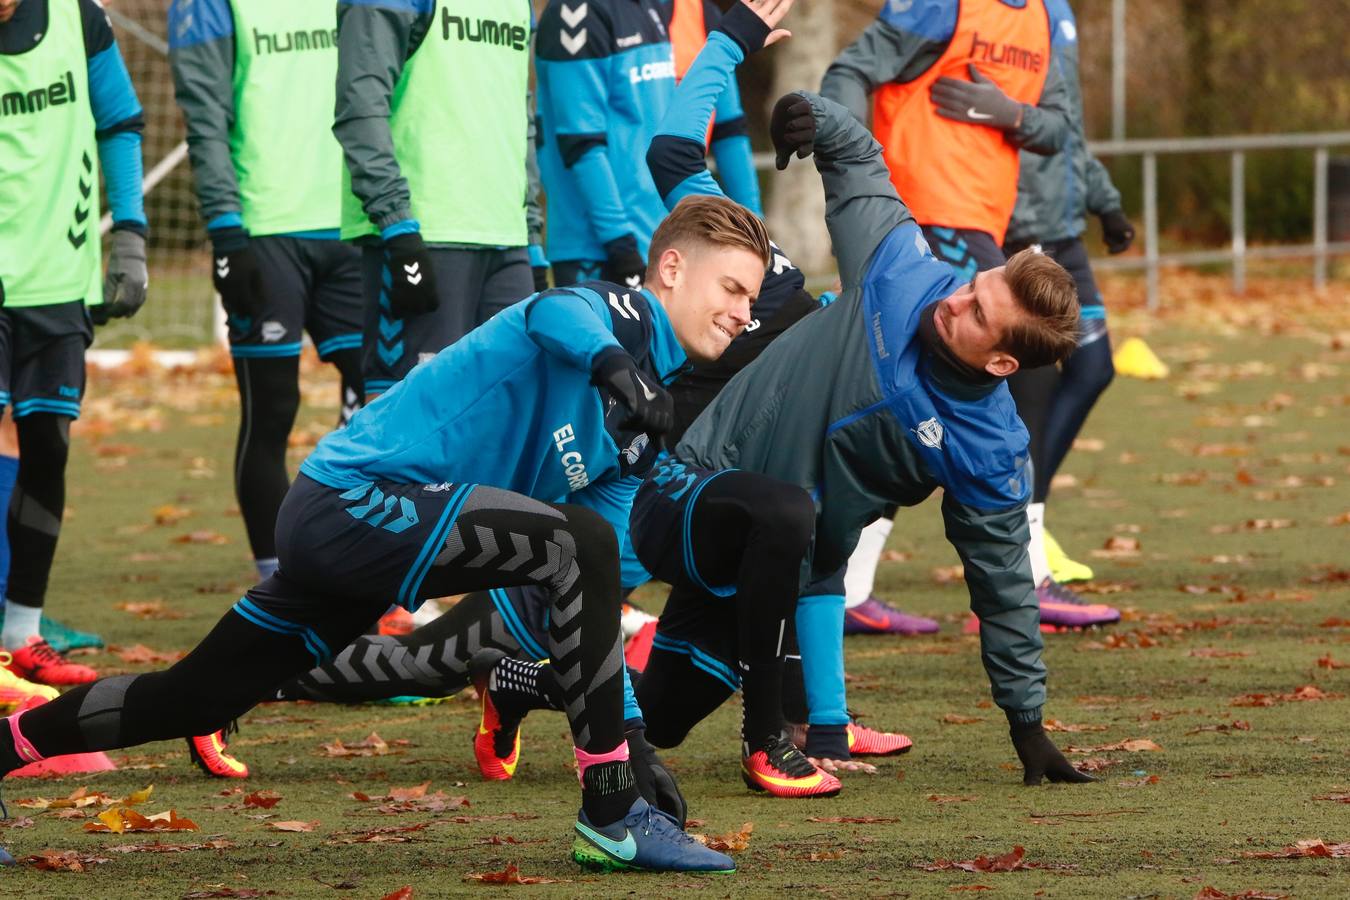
[333,0,434,235]
[820,1,954,124]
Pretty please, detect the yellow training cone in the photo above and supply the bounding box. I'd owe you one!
[1113,337,1169,379]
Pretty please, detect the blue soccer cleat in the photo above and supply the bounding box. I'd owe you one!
[572,797,736,874]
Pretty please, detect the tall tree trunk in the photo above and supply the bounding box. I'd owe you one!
[765,0,837,276]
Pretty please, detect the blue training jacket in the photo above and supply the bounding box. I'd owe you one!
[535,0,676,262]
[301,284,687,545]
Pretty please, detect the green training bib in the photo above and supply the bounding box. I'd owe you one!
[230,0,343,234]
[0,0,100,308]
[340,0,530,245]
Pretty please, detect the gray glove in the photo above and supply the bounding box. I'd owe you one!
[96,229,149,324]
[930,64,1025,131]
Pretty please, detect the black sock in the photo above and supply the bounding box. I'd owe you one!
[781,653,808,724]
[7,414,71,609]
[581,759,639,825]
[490,657,565,720]
[232,356,299,561]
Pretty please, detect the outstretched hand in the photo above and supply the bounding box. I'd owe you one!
[718,0,793,55]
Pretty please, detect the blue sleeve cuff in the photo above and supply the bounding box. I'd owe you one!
[379,219,421,241]
[528,243,549,267]
[207,212,244,232]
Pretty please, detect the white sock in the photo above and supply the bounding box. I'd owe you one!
[1026,502,1049,586]
[2,599,42,650]
[255,557,279,580]
[843,517,895,609]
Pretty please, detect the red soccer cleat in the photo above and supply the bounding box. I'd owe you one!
[3,636,97,686]
[742,735,842,798]
[469,650,521,781]
[187,723,250,779]
[847,722,913,756]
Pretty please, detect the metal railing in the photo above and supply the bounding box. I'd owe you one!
[1087,132,1350,308]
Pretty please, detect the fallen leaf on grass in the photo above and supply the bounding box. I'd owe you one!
[22,849,112,872]
[444,813,540,824]
[1043,719,1108,733]
[931,565,965,585]
[110,644,186,665]
[265,821,318,833]
[807,816,899,824]
[106,839,234,854]
[1231,685,1343,707]
[153,505,192,526]
[114,601,184,620]
[941,714,984,725]
[84,808,199,834]
[690,822,753,852]
[1189,648,1251,659]
[380,888,414,900]
[1313,794,1350,803]
[1091,535,1141,560]
[173,530,229,545]
[325,823,430,845]
[320,732,391,758]
[183,890,276,899]
[1066,739,1162,754]
[927,795,978,804]
[1186,721,1252,735]
[919,846,1075,873]
[1118,775,1161,787]
[1240,839,1350,859]
[351,784,469,814]
[805,849,847,861]
[1028,808,1145,820]
[1194,888,1289,900]
[19,784,153,810]
[463,864,561,885]
[475,835,548,847]
[1316,654,1348,669]
[242,791,281,810]
[0,816,34,829]
[1076,580,1137,595]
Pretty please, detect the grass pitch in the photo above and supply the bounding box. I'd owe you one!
[2,276,1347,898]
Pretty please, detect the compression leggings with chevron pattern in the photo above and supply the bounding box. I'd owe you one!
[8,479,627,760]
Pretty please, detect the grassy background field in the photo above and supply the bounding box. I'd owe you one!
[2,275,1347,898]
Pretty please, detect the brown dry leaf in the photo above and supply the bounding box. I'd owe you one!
[183,890,276,899]
[152,504,192,526]
[325,823,431,845]
[265,820,318,833]
[690,822,753,852]
[1066,739,1162,754]
[1231,685,1343,707]
[1092,535,1141,559]
[881,549,911,562]
[172,530,230,545]
[1118,775,1161,787]
[1193,888,1289,900]
[1316,654,1348,669]
[921,846,1035,873]
[1186,721,1251,736]
[463,864,561,885]
[1189,647,1251,659]
[21,849,112,872]
[805,849,848,861]
[1240,839,1350,859]
[1043,719,1108,733]
[1072,437,1105,452]
[1313,794,1350,803]
[0,816,34,829]
[110,644,186,665]
[931,565,965,585]
[808,816,899,824]
[381,889,415,900]
[1327,512,1350,526]
[1241,518,1295,531]
[105,839,234,854]
[18,784,153,810]
[320,731,391,758]
[941,713,984,725]
[1074,757,1122,773]
[84,808,199,834]
[242,791,281,810]
[950,888,995,893]
[114,601,184,621]
[1076,580,1137,595]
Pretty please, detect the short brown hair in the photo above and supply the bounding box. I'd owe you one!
[998,248,1080,368]
[646,195,772,278]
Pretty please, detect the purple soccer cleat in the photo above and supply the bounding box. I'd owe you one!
[843,596,940,635]
[1036,578,1121,630]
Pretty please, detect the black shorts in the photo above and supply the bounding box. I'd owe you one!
[630,455,739,598]
[920,225,1006,278]
[550,259,604,287]
[226,236,364,362]
[1003,236,1107,344]
[361,245,533,394]
[0,300,92,419]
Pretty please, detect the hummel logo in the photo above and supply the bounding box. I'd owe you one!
[560,3,587,29]
[966,107,994,120]
[771,250,794,275]
[623,274,642,289]
[403,262,422,285]
[215,257,230,278]
[560,28,587,55]
[608,291,640,321]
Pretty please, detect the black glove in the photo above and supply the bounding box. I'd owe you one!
[384,231,439,318]
[627,726,687,828]
[715,0,773,55]
[770,92,815,170]
[209,227,265,322]
[591,348,674,437]
[930,64,1025,131]
[1099,209,1135,255]
[94,228,149,325]
[601,235,645,290]
[1009,719,1095,786]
